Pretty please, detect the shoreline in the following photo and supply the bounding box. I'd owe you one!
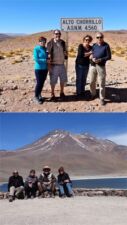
[1,175,127,185]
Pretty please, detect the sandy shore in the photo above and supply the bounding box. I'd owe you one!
[0,196,127,225]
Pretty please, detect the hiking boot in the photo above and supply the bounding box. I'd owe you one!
[31,195,35,199]
[67,194,73,198]
[60,194,66,198]
[100,99,105,106]
[24,195,29,200]
[49,95,57,102]
[90,94,97,101]
[39,95,43,101]
[9,196,13,202]
[38,192,45,198]
[60,92,66,99]
[34,97,42,104]
[36,190,40,197]
[50,193,55,198]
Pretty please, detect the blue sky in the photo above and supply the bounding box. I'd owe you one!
[0,113,127,150]
[0,0,127,33]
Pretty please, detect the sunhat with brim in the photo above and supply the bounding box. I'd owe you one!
[43,166,51,171]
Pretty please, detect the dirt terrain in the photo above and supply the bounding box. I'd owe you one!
[0,31,127,112]
[0,197,127,225]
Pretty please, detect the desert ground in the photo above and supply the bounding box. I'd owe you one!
[0,31,127,112]
[0,196,127,225]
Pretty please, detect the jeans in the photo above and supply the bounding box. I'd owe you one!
[59,183,73,196]
[75,64,89,95]
[35,69,48,97]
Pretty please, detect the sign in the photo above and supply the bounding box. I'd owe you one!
[61,18,103,32]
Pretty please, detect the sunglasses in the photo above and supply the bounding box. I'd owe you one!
[55,33,61,35]
[85,39,90,41]
[96,36,103,39]
[40,41,46,43]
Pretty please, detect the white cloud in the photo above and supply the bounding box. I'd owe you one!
[106,133,127,146]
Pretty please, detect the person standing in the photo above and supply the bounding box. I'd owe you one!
[89,32,111,105]
[57,167,74,198]
[8,170,24,202]
[33,36,48,104]
[47,30,68,101]
[75,35,93,97]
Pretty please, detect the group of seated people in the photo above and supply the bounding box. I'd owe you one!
[8,166,74,202]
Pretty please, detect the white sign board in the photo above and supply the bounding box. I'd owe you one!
[61,18,103,32]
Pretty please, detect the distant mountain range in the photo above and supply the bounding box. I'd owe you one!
[0,130,127,182]
[0,33,27,41]
[0,30,127,52]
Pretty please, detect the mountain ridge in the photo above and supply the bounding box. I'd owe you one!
[0,130,127,182]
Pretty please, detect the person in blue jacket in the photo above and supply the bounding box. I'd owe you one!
[33,36,48,104]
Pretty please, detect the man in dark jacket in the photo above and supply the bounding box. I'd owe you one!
[47,30,68,101]
[57,167,74,197]
[8,170,24,202]
[89,32,111,105]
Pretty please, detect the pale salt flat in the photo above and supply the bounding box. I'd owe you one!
[0,196,127,225]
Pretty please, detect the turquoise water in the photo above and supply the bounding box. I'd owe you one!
[1,178,127,192]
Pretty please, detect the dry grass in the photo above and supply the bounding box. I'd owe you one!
[111,46,127,58]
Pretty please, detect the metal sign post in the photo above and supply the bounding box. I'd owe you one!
[65,31,68,78]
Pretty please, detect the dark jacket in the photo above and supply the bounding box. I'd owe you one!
[76,44,92,66]
[91,42,111,66]
[58,172,71,185]
[8,175,24,191]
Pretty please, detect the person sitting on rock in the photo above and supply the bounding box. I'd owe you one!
[8,170,24,202]
[38,166,56,197]
[24,169,39,199]
[57,167,74,198]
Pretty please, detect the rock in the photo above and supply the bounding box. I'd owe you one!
[22,91,27,96]
[24,79,29,83]
[0,192,4,199]
[58,108,66,112]
[42,109,49,112]
[7,80,14,84]
[11,56,24,64]
[0,55,5,60]
[0,87,4,92]
[114,190,124,196]
[87,191,96,197]
[11,85,18,90]
[0,99,7,105]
